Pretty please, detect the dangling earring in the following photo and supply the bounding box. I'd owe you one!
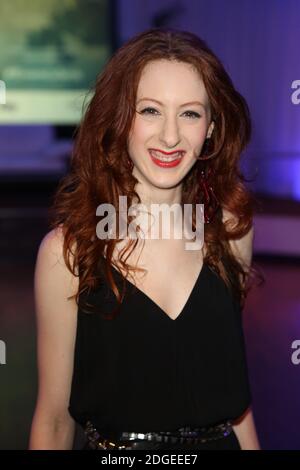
[197,137,220,224]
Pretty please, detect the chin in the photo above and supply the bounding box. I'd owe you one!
[150,177,183,190]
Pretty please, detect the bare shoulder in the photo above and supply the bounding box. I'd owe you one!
[222,208,254,270]
[34,226,79,352]
[38,226,70,265]
[37,226,65,269]
[36,226,79,295]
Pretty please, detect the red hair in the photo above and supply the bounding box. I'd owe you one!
[49,28,264,318]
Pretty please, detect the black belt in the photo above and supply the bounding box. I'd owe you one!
[84,420,233,450]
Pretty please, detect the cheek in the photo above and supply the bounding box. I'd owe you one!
[127,122,150,160]
[184,126,209,160]
[129,119,152,146]
[187,127,207,151]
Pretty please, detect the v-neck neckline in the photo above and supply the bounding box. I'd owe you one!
[108,260,206,322]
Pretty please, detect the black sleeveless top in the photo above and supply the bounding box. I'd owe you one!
[68,261,251,435]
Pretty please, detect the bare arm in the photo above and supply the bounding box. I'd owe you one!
[232,407,261,450]
[29,228,79,450]
[223,209,261,450]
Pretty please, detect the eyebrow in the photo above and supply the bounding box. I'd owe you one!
[137,98,205,108]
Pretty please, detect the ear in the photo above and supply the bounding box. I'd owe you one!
[206,120,215,139]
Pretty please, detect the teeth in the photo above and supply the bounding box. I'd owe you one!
[149,150,183,161]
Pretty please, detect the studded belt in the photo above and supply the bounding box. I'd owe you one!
[84,420,233,450]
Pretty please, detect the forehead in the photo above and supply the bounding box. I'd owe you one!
[136,59,209,106]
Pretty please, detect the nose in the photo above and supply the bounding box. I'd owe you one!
[158,114,181,148]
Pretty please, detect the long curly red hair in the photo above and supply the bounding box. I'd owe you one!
[49,28,263,318]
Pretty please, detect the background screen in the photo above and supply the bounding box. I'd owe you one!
[0,0,113,124]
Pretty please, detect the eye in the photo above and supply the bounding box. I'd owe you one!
[137,107,201,119]
[183,110,201,119]
[138,107,159,115]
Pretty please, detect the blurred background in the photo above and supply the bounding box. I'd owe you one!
[0,0,300,450]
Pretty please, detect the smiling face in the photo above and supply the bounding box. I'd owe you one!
[127,59,215,197]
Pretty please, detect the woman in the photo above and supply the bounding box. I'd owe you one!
[29,28,261,450]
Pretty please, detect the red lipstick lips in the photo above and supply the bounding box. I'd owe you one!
[148,149,185,168]
[149,148,185,155]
